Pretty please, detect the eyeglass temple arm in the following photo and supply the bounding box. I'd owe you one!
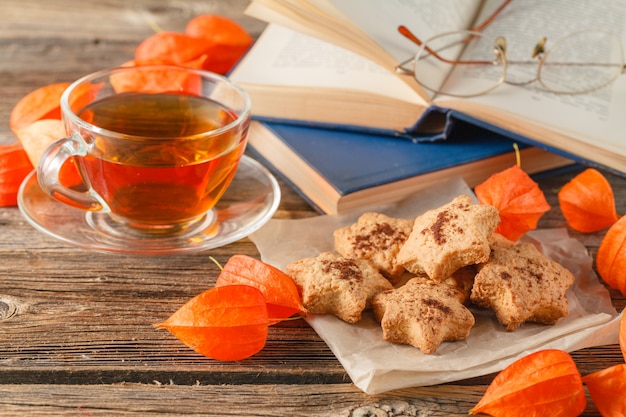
[472,0,512,31]
[397,0,513,66]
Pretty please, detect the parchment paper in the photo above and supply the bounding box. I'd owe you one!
[249,177,622,394]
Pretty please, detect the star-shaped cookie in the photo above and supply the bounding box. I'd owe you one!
[286,252,392,323]
[372,277,475,354]
[470,234,574,331]
[396,194,499,281]
[334,212,413,283]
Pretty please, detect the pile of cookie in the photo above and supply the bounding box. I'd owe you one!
[286,195,575,354]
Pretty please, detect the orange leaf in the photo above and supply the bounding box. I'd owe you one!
[185,15,253,74]
[470,349,586,417]
[475,164,550,241]
[596,215,626,296]
[156,285,268,361]
[215,255,305,325]
[9,83,70,132]
[558,168,619,233]
[0,143,34,207]
[582,364,626,417]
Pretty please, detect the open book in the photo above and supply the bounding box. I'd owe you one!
[230,0,626,175]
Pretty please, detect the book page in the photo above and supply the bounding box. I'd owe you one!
[230,24,425,105]
[440,0,626,156]
[246,0,400,70]
[327,0,482,62]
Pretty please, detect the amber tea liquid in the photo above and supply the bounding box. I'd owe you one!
[77,93,246,228]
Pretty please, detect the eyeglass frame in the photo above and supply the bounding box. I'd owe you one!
[396,28,626,97]
[395,0,626,97]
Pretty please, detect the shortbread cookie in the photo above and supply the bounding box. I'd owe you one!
[334,212,413,283]
[396,195,499,281]
[470,234,574,331]
[442,265,477,304]
[286,252,392,324]
[372,277,475,354]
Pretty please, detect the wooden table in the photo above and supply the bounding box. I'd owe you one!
[0,1,623,415]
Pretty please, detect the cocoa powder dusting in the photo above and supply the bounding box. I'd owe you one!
[426,210,453,245]
[352,222,406,252]
[423,297,452,315]
[321,259,363,282]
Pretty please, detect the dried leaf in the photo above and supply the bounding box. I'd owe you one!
[596,215,626,296]
[0,143,34,207]
[470,349,586,417]
[215,255,306,324]
[558,168,619,232]
[475,164,550,241]
[9,83,70,132]
[156,285,268,361]
[582,364,626,417]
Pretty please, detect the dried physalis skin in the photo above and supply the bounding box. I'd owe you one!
[0,143,34,207]
[155,285,269,361]
[596,214,626,296]
[470,349,586,417]
[621,311,626,362]
[14,119,65,167]
[9,82,70,132]
[215,254,306,325]
[185,14,253,74]
[134,31,211,66]
[475,164,550,241]
[558,168,619,232]
[109,57,207,95]
[133,15,253,75]
[582,364,626,417]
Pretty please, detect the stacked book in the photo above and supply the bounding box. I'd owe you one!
[229,0,626,214]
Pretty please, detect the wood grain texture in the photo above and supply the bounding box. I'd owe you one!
[0,1,623,416]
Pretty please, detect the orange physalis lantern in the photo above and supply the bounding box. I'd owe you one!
[185,15,253,75]
[155,285,269,361]
[619,312,626,361]
[0,143,34,207]
[596,214,626,296]
[558,168,619,232]
[9,82,70,132]
[470,349,586,417]
[475,164,551,241]
[215,255,305,325]
[582,364,626,417]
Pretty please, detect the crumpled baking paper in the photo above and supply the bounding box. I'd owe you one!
[249,176,621,394]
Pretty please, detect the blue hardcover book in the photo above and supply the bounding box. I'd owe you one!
[247,121,573,214]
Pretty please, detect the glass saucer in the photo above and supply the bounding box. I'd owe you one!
[17,155,281,255]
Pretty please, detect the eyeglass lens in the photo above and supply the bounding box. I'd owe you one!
[414,30,624,97]
[414,31,506,97]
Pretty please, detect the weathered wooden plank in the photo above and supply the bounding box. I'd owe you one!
[0,383,608,416]
[0,1,622,416]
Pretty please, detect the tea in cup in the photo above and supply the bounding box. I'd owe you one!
[38,65,251,236]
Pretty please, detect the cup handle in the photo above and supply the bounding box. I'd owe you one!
[38,136,109,212]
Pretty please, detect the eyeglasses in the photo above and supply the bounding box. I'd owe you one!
[396,2,626,97]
